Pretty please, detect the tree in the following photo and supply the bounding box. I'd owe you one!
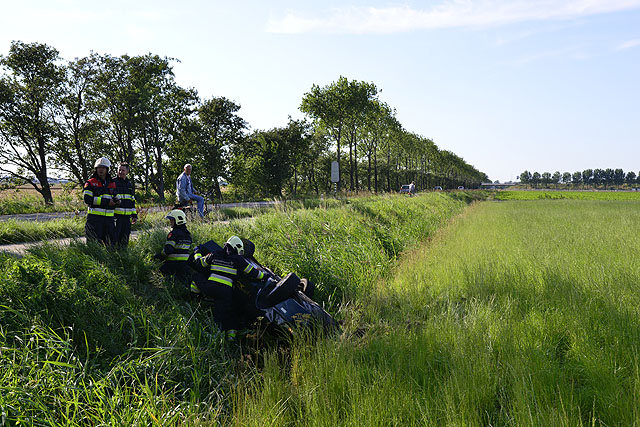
[520,171,532,184]
[532,172,541,187]
[300,76,352,191]
[231,119,309,197]
[52,53,104,186]
[582,169,593,186]
[192,96,248,201]
[562,172,571,185]
[572,171,582,187]
[552,171,561,186]
[625,171,636,184]
[0,41,64,204]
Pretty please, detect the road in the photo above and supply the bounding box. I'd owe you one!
[0,200,275,255]
[0,200,277,222]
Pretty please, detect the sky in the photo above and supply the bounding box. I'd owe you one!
[1,0,639,182]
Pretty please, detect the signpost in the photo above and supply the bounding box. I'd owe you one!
[330,161,339,196]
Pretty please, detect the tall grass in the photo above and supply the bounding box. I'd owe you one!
[233,199,640,425]
[0,192,474,424]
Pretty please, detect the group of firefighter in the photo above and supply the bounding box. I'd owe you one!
[83,157,270,339]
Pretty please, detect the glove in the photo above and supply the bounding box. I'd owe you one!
[204,253,216,265]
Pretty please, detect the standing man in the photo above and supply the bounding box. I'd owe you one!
[83,157,119,246]
[409,181,416,196]
[113,162,137,248]
[176,164,205,218]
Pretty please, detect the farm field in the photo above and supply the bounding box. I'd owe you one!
[495,189,640,200]
[1,192,637,425]
[235,197,640,425]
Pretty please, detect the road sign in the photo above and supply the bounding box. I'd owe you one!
[331,161,339,183]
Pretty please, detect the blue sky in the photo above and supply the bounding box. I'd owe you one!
[1,0,639,182]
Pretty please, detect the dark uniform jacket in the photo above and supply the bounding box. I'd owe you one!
[113,177,137,219]
[193,248,265,288]
[83,174,117,217]
[161,224,192,262]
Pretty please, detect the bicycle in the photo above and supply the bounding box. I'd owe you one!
[174,190,215,221]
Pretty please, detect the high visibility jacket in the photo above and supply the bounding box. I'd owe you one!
[194,250,265,288]
[83,174,117,217]
[113,177,137,218]
[162,225,192,262]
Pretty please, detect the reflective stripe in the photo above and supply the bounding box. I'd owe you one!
[93,196,101,205]
[114,207,136,215]
[194,253,207,267]
[83,190,93,197]
[119,194,135,200]
[166,254,189,261]
[212,265,237,275]
[190,282,201,294]
[256,270,265,280]
[208,273,233,287]
[244,264,254,274]
[165,241,177,247]
[87,207,114,217]
[176,244,191,250]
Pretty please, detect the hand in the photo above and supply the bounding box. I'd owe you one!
[204,253,216,265]
[131,217,137,224]
[108,199,117,207]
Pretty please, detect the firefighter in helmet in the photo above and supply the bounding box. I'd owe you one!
[154,209,192,278]
[83,157,119,245]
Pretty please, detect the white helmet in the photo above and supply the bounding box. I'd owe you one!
[94,157,111,169]
[166,209,187,225]
[226,235,244,255]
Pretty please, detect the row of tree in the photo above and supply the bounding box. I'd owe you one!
[0,41,488,204]
[519,169,639,187]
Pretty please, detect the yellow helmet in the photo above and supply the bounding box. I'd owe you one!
[166,209,187,225]
[226,235,244,255]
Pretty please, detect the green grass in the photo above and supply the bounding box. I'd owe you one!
[233,199,640,425]
[0,192,475,424]
[495,189,640,200]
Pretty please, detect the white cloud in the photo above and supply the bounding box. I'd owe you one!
[266,1,640,34]
[615,39,640,50]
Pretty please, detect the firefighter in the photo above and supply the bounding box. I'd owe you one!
[113,162,137,248]
[83,157,119,246]
[191,236,267,338]
[154,209,192,278]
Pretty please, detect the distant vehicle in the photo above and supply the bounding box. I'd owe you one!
[458,186,464,190]
[400,184,411,194]
[434,186,443,191]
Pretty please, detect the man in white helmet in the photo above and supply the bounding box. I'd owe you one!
[176,164,205,218]
[83,157,119,245]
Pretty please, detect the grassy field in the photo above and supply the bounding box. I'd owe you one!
[233,197,640,425]
[2,192,636,425]
[0,192,479,425]
[495,189,640,200]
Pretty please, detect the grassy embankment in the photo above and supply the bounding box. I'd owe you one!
[234,195,640,426]
[0,192,479,424]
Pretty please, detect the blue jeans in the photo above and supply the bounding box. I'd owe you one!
[189,194,205,217]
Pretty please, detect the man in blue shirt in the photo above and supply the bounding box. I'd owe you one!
[176,164,205,218]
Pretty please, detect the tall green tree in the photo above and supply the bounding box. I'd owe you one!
[0,41,64,204]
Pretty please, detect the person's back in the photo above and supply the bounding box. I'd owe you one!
[155,210,192,278]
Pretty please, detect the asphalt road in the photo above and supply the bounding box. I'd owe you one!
[0,200,274,255]
[0,200,277,222]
